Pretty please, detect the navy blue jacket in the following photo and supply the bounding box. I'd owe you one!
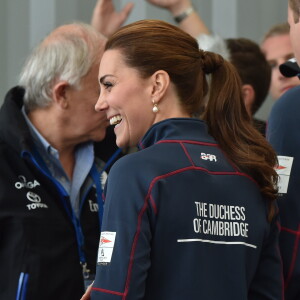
[0,87,108,300]
[267,85,300,300]
[92,118,283,300]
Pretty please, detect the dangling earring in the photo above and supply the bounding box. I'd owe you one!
[152,100,159,113]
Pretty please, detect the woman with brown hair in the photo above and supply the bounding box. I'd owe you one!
[82,19,282,300]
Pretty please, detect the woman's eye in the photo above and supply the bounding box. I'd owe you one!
[104,82,113,89]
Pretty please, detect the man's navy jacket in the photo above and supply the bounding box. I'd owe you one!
[0,87,107,300]
[267,85,300,300]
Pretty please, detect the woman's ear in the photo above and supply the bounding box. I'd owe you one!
[241,84,255,117]
[150,70,170,103]
[52,81,70,109]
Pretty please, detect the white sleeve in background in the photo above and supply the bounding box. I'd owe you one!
[196,34,230,60]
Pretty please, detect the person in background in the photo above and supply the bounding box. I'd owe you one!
[146,0,300,107]
[82,19,282,300]
[267,1,300,299]
[92,0,135,162]
[224,38,271,135]
[261,22,300,100]
[0,22,113,300]
[91,0,134,37]
[145,0,226,54]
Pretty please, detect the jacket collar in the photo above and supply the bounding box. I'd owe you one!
[138,118,216,150]
[0,86,34,153]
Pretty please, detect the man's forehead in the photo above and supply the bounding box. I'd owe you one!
[262,35,293,57]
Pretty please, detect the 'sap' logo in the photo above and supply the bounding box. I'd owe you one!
[200,153,217,162]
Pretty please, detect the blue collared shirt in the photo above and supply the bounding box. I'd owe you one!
[22,107,94,217]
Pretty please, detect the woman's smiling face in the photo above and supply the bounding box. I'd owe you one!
[96,49,156,148]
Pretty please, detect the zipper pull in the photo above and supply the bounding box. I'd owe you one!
[81,262,91,279]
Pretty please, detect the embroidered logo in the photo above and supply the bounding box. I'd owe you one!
[200,153,217,162]
[14,176,47,210]
[15,175,40,189]
[89,200,98,212]
[27,191,41,203]
[26,191,48,210]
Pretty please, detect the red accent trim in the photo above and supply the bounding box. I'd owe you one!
[158,140,253,181]
[168,165,256,183]
[284,224,300,289]
[157,139,219,147]
[123,193,150,299]
[92,287,124,296]
[180,142,195,166]
[281,226,300,235]
[276,221,281,231]
[149,194,157,215]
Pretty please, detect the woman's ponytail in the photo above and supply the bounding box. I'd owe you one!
[201,51,278,221]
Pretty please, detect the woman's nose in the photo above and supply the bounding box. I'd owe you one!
[95,95,108,112]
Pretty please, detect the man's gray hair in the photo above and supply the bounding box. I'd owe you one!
[19,22,104,111]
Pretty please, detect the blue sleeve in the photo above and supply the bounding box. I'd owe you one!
[267,86,300,155]
[91,156,154,300]
[249,213,284,300]
[267,83,300,299]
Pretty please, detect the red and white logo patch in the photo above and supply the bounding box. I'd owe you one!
[100,236,112,246]
[276,156,294,194]
[97,232,116,264]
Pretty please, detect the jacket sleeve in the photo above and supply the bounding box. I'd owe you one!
[91,157,154,300]
[267,79,300,299]
[248,212,284,300]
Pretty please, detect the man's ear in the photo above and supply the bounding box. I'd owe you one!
[241,84,255,116]
[150,70,170,103]
[52,81,70,109]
